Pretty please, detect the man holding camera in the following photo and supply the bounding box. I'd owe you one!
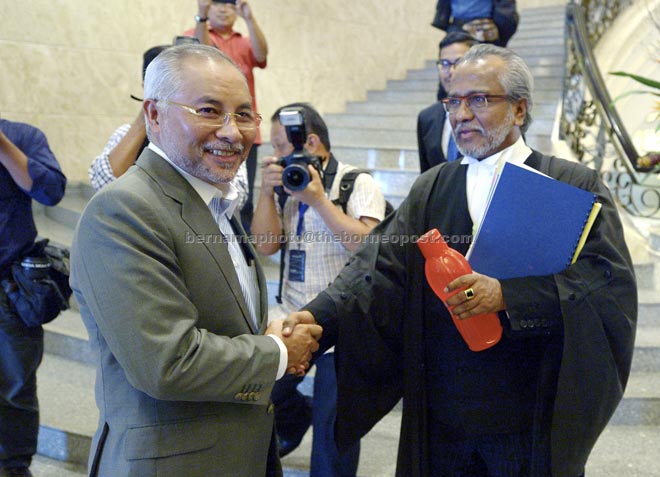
[251,103,386,477]
[431,0,519,47]
[0,119,66,477]
[185,0,268,232]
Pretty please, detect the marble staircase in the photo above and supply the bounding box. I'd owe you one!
[28,4,660,476]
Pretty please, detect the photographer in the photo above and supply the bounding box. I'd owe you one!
[0,118,66,477]
[252,103,386,476]
[185,0,268,232]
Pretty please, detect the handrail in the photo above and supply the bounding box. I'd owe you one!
[559,1,659,217]
[565,3,639,165]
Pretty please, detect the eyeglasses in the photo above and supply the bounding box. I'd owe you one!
[436,59,461,71]
[157,99,262,130]
[441,94,512,114]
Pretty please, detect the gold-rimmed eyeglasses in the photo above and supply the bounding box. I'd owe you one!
[157,99,262,130]
[441,93,512,114]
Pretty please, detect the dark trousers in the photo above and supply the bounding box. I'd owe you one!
[272,353,360,477]
[0,289,43,468]
[428,424,582,477]
[428,429,534,477]
[240,144,259,234]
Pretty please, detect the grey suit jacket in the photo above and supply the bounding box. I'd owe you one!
[70,149,281,477]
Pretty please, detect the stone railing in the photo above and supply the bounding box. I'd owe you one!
[560,1,660,218]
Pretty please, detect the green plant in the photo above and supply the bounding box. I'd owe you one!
[610,69,660,132]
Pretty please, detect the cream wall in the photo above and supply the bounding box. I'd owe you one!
[596,0,660,155]
[0,0,441,183]
[1,0,562,183]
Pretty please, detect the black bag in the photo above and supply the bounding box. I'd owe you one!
[1,239,72,327]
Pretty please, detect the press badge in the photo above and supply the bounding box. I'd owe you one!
[288,249,306,282]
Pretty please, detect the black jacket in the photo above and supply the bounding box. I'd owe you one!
[431,0,520,47]
[417,101,448,173]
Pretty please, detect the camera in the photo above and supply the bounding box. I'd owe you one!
[275,108,323,193]
[173,36,200,46]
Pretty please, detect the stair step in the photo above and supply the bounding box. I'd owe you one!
[325,114,418,131]
[344,99,561,118]
[390,75,563,93]
[37,354,97,466]
[44,309,95,365]
[363,88,563,105]
[30,454,86,477]
[326,146,420,170]
[585,425,660,475]
[405,63,564,81]
[638,290,660,327]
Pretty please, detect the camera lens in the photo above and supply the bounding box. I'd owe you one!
[20,256,51,280]
[282,164,310,191]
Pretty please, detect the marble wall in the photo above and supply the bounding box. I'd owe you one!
[595,0,660,154]
[1,0,564,183]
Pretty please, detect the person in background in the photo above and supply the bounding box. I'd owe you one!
[284,44,636,477]
[70,44,320,477]
[0,119,66,477]
[252,102,386,476]
[88,43,249,199]
[185,0,268,232]
[417,31,478,172]
[431,0,519,47]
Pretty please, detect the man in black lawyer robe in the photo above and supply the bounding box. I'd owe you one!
[284,44,637,477]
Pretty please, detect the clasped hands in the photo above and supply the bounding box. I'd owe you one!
[267,311,321,376]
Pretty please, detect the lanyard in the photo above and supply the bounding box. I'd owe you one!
[296,202,309,237]
[293,153,338,237]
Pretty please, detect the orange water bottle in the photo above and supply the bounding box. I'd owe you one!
[417,228,502,352]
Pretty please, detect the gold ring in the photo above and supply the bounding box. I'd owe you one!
[464,288,475,300]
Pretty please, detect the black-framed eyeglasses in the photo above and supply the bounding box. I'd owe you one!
[441,94,512,114]
[436,58,461,71]
[156,99,262,130]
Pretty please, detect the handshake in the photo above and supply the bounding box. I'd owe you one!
[266,311,321,376]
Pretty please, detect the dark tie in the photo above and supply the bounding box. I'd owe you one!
[447,135,460,162]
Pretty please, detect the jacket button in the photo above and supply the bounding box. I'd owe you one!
[340,293,347,300]
[365,275,372,283]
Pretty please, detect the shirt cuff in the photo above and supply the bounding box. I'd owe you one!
[267,334,288,380]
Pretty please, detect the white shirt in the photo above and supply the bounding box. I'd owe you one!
[461,137,532,233]
[148,143,287,379]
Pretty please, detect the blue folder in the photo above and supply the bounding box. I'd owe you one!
[466,162,599,279]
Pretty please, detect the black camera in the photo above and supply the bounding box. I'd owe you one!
[173,36,200,46]
[275,108,322,193]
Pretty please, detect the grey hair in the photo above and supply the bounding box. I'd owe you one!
[459,43,534,133]
[143,44,241,138]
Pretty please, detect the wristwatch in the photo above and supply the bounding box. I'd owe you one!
[195,15,208,22]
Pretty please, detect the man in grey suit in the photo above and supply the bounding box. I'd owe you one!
[70,44,321,477]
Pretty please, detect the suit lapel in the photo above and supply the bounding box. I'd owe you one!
[136,150,261,333]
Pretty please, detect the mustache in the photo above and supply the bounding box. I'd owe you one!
[204,143,245,154]
[454,124,485,135]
